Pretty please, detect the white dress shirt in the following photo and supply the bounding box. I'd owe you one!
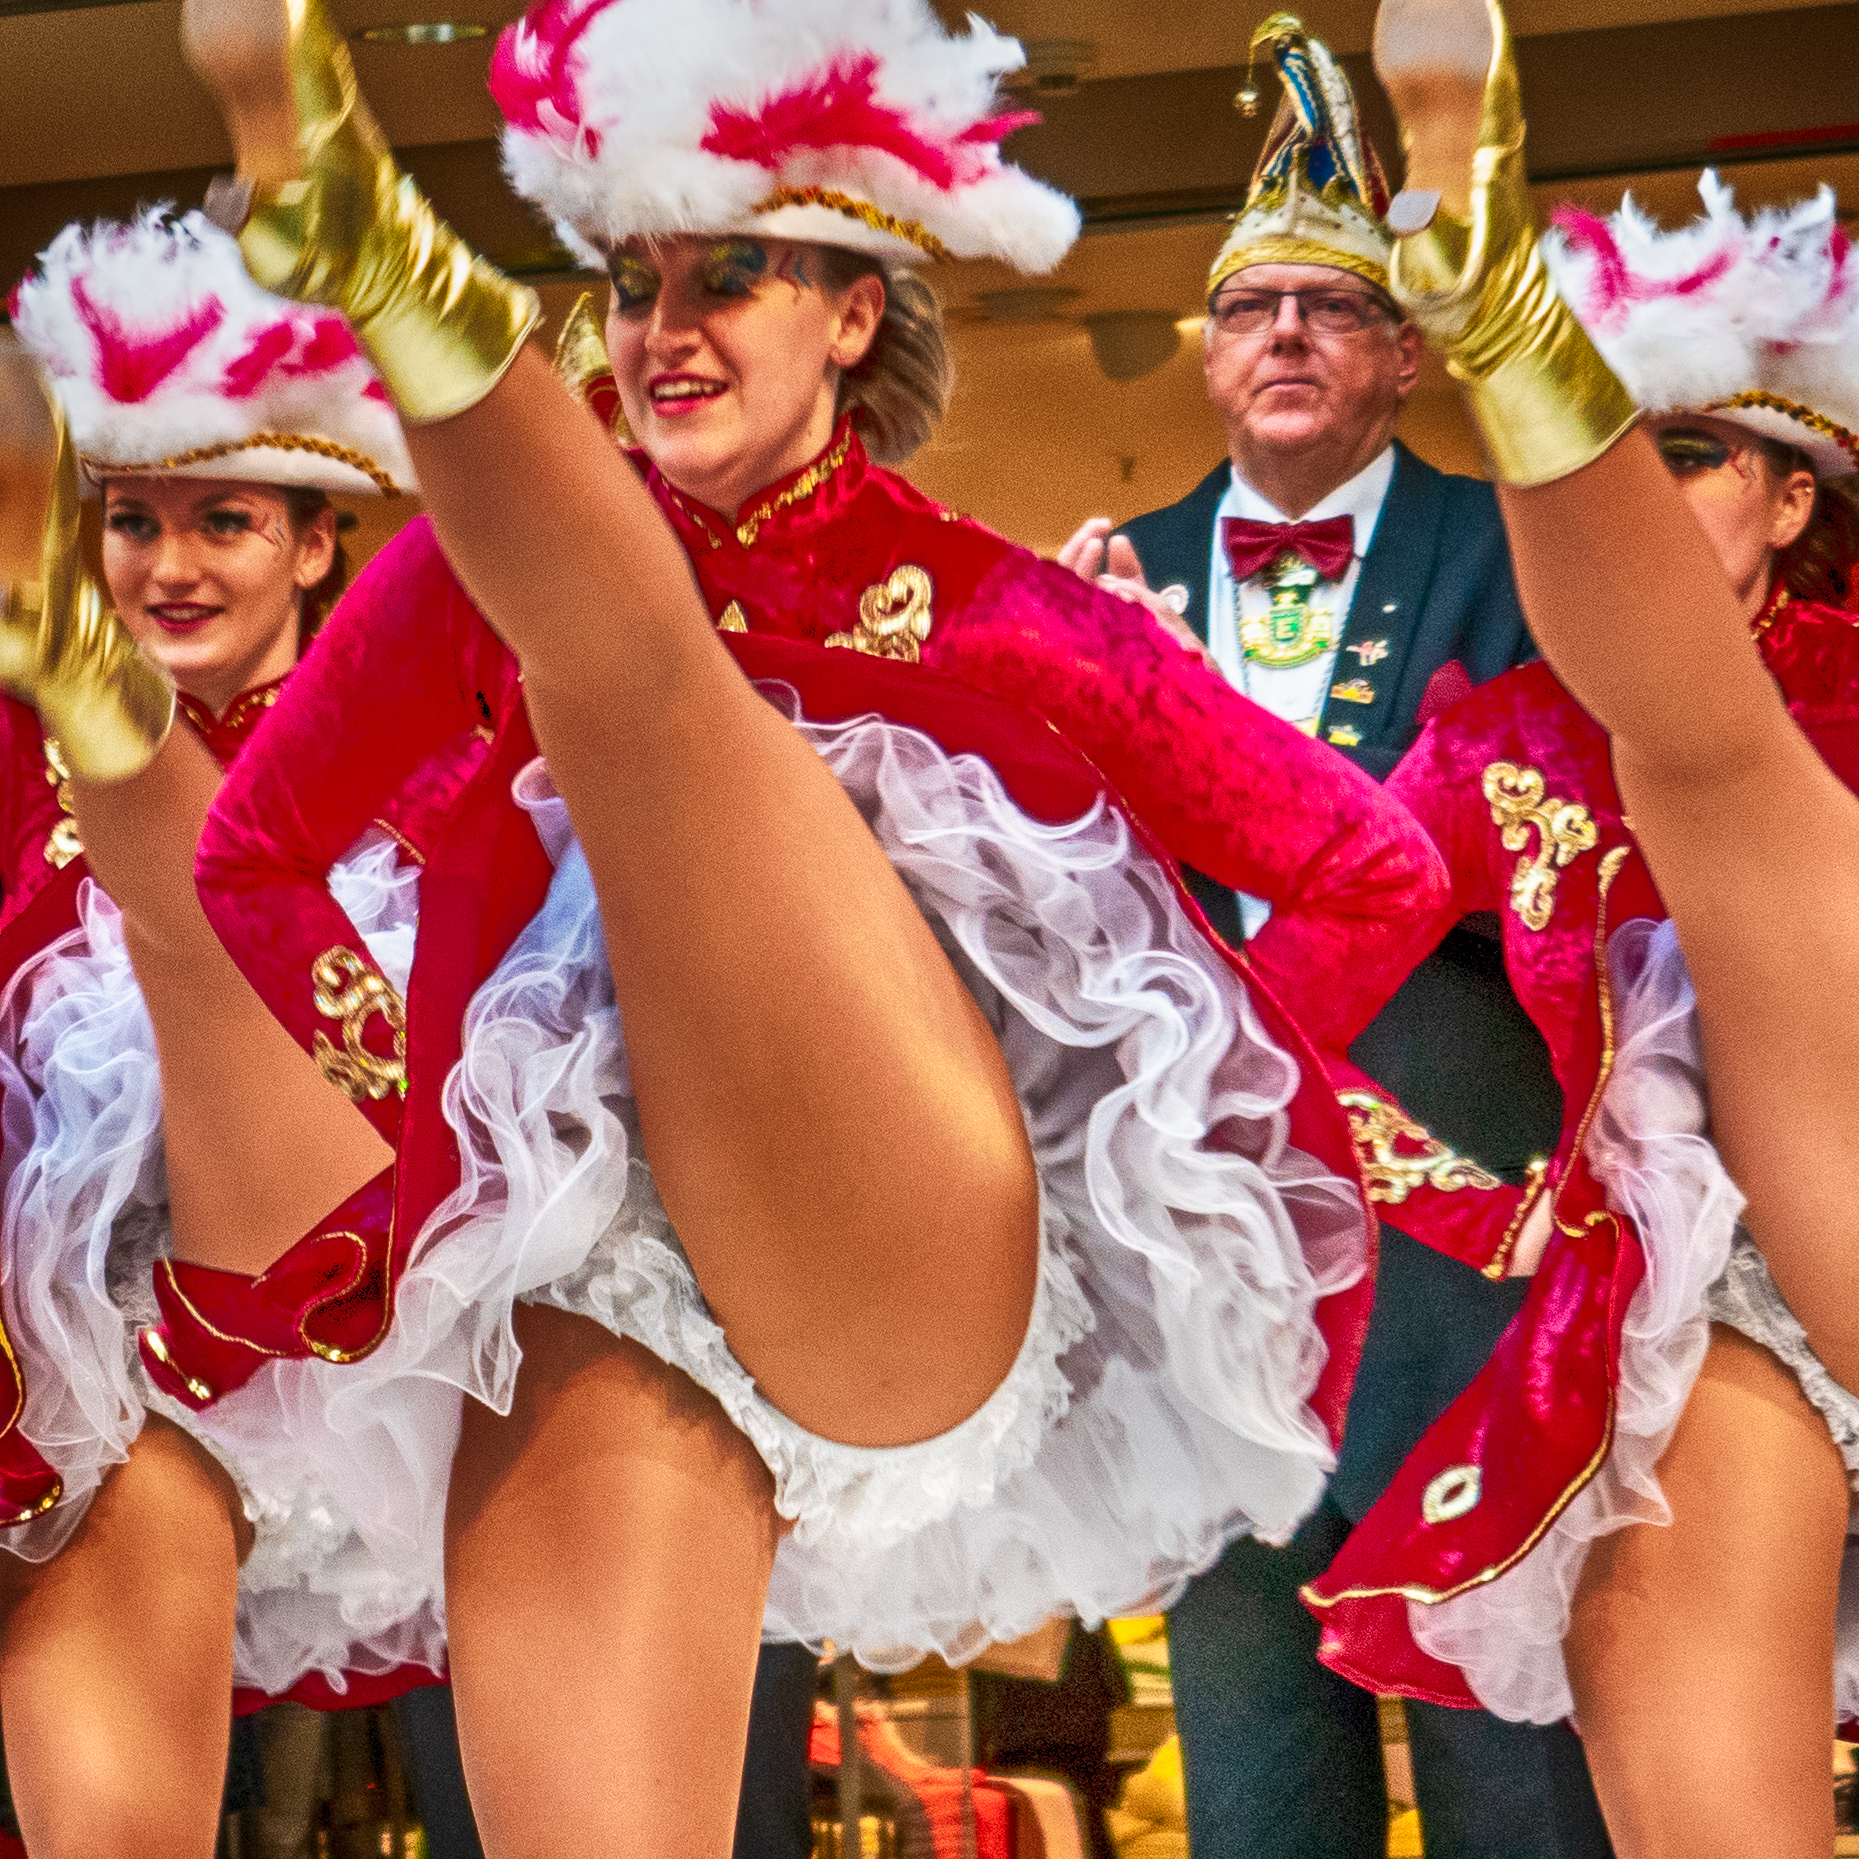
[1207,445,1396,934]
[1206,444,1397,733]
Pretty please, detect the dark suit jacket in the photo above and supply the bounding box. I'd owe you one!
[1120,443,1529,780]
[1118,442,1563,1521]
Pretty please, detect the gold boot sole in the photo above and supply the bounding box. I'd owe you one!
[1375,0,1496,225]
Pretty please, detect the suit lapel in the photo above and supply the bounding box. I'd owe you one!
[1127,463,1229,644]
[1316,444,1446,751]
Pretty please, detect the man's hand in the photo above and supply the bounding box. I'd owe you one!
[1056,517,1217,672]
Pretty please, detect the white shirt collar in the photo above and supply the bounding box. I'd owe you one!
[1217,444,1397,563]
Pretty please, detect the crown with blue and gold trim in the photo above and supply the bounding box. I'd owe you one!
[1208,15,1394,298]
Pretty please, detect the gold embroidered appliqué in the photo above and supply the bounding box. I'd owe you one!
[311,948,407,1102]
[1339,1092,1502,1204]
[40,736,80,869]
[1483,761,1599,931]
[826,565,934,663]
[717,600,748,633]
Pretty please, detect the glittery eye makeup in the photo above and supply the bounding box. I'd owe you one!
[607,252,662,312]
[700,239,769,299]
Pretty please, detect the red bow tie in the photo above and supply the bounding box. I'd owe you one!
[1221,515,1355,584]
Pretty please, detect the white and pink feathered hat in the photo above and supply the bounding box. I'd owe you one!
[1544,172,1859,479]
[489,0,1081,271]
[9,209,416,497]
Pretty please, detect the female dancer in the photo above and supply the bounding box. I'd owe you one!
[172,0,1447,1849]
[0,210,452,1855]
[1298,1,1859,1850]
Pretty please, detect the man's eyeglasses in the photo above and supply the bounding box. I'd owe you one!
[1655,428,1739,476]
[1206,287,1394,337]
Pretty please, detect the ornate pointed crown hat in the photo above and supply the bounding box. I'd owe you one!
[490,0,1081,272]
[1544,173,1859,478]
[1208,14,1394,299]
[9,209,414,498]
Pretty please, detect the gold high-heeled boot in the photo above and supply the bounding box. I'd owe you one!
[182,0,539,423]
[0,342,173,782]
[1372,0,1637,485]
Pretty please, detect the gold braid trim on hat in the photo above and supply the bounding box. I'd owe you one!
[1209,237,1391,298]
[1703,391,1859,471]
[752,186,953,263]
[84,433,401,495]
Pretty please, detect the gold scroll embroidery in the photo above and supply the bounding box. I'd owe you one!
[40,737,80,869]
[311,948,407,1102]
[826,565,934,664]
[1482,761,1598,931]
[717,601,748,633]
[1338,1091,1502,1205]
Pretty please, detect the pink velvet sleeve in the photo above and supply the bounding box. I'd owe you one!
[929,554,1451,1057]
[194,518,506,1141]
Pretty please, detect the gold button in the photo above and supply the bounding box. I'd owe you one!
[1422,1464,1482,1525]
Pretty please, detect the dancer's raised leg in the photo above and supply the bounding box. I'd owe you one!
[1565,1329,1847,1859]
[0,1417,250,1859]
[181,0,1038,1447]
[444,1307,780,1859]
[0,342,392,1278]
[1372,0,1859,1393]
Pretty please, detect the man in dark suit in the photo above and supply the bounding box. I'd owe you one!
[1062,22,1611,1859]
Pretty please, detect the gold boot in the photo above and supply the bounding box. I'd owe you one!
[181,0,539,423]
[0,341,173,782]
[1372,0,1637,484]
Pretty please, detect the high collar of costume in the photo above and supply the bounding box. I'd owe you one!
[176,674,291,768]
[641,417,870,554]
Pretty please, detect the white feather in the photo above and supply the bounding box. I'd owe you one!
[11,209,416,497]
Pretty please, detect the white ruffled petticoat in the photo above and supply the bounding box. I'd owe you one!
[0,833,443,1697]
[224,698,1366,1676]
[1408,915,1859,1724]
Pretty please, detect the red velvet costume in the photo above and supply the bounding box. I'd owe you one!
[0,677,473,1711]
[155,423,1447,1458]
[1295,590,1859,1707]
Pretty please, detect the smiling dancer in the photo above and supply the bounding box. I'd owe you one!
[1295,0,1859,1850]
[0,209,452,1857]
[136,0,1454,1849]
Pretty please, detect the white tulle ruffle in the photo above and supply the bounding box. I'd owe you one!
[240,699,1365,1673]
[0,834,444,1697]
[1409,916,1859,1724]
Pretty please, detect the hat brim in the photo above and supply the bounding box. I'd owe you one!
[80,439,408,499]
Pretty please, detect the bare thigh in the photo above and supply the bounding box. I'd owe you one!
[444,1304,780,1859]
[1566,1325,1848,1859]
[0,1414,248,1859]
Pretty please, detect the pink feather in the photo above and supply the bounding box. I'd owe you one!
[71,277,224,404]
[1552,204,1739,329]
[490,0,613,153]
[703,52,1028,191]
[220,313,365,398]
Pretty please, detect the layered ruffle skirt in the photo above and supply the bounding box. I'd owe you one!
[1406,916,1859,1724]
[2,704,1364,1689]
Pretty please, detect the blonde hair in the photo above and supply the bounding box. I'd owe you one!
[815,249,954,465]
